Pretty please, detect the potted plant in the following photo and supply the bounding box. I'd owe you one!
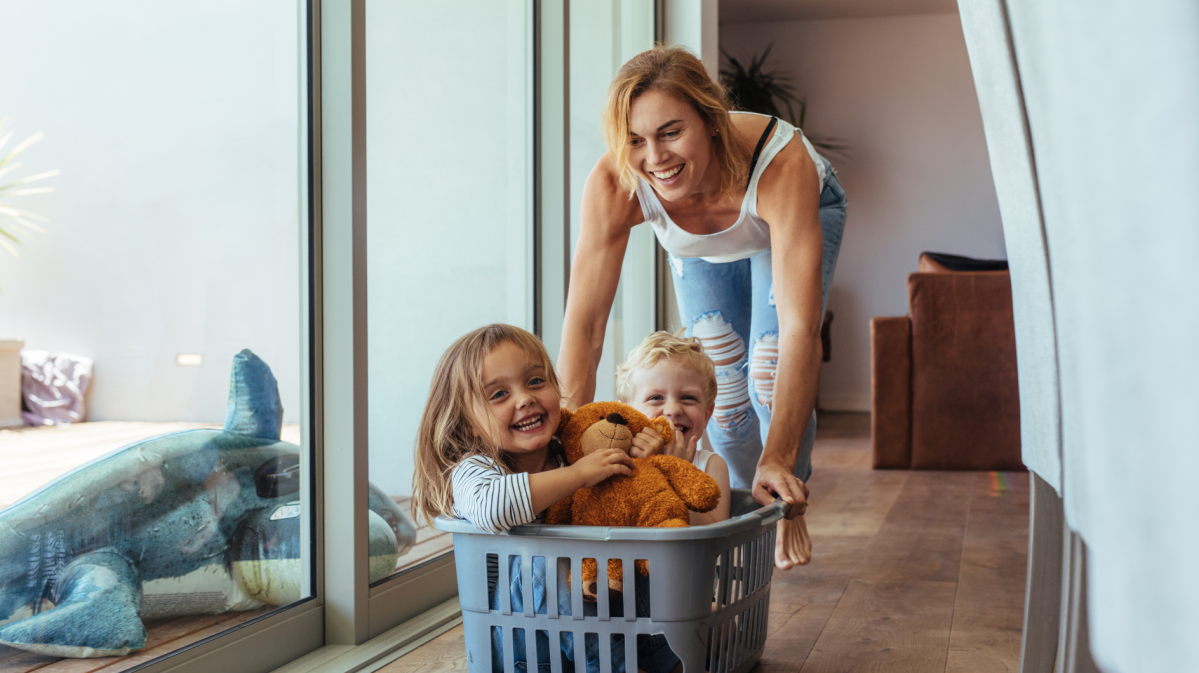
[0,117,59,428]
[720,45,849,159]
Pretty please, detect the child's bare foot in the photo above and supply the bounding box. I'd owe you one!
[775,514,812,569]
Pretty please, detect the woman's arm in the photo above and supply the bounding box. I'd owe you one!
[751,136,824,515]
[559,155,643,409]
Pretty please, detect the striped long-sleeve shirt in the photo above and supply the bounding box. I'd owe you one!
[451,454,556,533]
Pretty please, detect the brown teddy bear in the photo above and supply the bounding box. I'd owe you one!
[545,401,721,595]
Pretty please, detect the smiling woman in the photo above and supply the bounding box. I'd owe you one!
[558,45,848,570]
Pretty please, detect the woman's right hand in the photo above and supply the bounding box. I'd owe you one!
[571,448,635,487]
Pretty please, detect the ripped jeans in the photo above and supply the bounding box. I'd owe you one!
[669,160,847,489]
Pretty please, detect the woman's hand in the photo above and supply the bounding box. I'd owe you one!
[570,448,635,487]
[751,460,809,518]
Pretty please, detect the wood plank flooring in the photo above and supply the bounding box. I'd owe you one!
[384,412,1030,673]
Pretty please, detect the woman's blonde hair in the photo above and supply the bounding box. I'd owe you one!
[603,45,749,200]
[411,324,561,527]
[615,330,718,408]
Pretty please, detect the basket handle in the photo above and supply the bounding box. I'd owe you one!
[730,488,792,526]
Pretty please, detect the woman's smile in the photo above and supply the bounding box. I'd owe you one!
[650,163,685,185]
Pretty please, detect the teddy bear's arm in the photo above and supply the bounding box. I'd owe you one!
[646,455,721,513]
[544,494,574,525]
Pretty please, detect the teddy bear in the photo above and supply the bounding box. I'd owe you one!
[545,401,721,595]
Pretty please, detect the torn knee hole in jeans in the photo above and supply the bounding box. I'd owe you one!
[691,312,753,430]
[750,334,779,410]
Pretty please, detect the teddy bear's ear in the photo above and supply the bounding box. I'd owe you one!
[558,407,572,433]
[652,416,674,445]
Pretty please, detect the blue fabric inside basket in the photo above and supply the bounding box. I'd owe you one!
[489,555,679,673]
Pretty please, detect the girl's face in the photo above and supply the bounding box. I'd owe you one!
[627,358,714,450]
[627,88,717,202]
[476,341,561,458]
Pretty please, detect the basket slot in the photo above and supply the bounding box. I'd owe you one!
[746,538,757,598]
[717,548,732,610]
[548,557,564,619]
[751,535,763,593]
[611,634,626,673]
[520,555,534,617]
[596,558,611,621]
[503,626,516,673]
[487,553,500,613]
[623,558,637,621]
[572,558,585,621]
[532,556,547,616]
[729,611,742,669]
[587,633,604,673]
[554,632,569,673]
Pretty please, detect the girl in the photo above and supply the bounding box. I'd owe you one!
[412,324,679,673]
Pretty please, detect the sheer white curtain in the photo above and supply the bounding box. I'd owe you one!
[965,1,1199,671]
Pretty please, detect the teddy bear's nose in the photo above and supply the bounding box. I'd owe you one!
[606,413,627,426]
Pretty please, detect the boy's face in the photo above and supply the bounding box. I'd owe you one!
[627,358,714,450]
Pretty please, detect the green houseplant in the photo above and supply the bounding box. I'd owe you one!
[720,45,849,159]
[0,117,59,272]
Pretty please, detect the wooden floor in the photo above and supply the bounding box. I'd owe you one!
[388,412,1031,673]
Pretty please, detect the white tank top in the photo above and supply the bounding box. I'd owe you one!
[634,112,826,263]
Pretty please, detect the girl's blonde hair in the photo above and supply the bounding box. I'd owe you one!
[615,330,718,408]
[411,324,561,527]
[603,45,750,200]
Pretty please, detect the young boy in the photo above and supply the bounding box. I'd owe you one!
[618,331,811,565]
[617,330,732,524]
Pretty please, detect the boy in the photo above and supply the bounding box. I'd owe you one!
[618,331,811,565]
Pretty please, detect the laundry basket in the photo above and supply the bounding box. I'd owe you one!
[434,490,788,673]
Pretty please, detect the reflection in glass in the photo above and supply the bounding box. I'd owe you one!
[366,0,533,580]
[0,0,308,668]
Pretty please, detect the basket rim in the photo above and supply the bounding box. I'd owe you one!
[433,496,789,540]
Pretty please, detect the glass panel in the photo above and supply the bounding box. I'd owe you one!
[366,0,534,581]
[569,0,657,396]
[0,1,309,670]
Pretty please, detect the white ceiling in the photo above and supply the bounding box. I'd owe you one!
[719,0,958,24]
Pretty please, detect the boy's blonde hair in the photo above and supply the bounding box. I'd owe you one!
[616,330,717,407]
[411,324,561,527]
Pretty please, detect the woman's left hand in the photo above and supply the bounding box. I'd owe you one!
[752,461,809,518]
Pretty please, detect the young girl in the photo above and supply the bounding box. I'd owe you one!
[412,324,679,673]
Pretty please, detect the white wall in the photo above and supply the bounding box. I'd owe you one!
[721,13,1006,410]
[0,1,301,423]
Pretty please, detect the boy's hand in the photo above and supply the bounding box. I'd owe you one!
[571,448,634,487]
[630,426,666,458]
[662,429,699,463]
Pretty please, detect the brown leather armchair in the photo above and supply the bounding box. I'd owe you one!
[871,253,1023,470]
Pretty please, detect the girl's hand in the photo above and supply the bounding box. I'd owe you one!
[630,426,666,458]
[571,448,635,487]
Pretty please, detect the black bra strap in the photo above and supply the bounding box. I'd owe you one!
[746,117,778,189]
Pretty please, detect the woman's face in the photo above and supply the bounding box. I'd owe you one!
[627,89,716,201]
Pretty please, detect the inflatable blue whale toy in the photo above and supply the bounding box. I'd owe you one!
[0,350,417,658]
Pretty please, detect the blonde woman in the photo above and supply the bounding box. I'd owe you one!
[558,46,846,569]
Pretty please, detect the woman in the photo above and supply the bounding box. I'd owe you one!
[559,46,847,569]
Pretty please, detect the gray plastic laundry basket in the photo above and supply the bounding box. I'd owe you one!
[435,490,787,673]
